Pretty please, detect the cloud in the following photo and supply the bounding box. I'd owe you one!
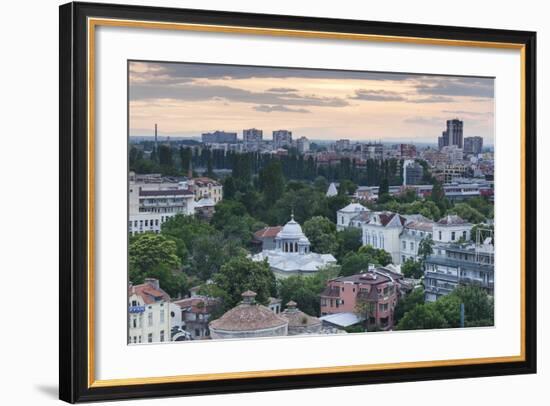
[442,110,494,116]
[403,116,444,125]
[130,82,349,108]
[253,105,311,113]
[350,89,407,102]
[267,87,299,93]
[408,96,456,104]
[414,77,494,98]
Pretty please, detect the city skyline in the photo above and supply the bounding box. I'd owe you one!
[129,61,495,144]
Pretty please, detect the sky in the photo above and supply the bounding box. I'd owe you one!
[129,61,495,144]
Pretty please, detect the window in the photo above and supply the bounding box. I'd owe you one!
[160,309,165,323]
[147,333,153,343]
[402,241,406,250]
[341,216,345,224]
[195,329,200,337]
[148,312,153,326]
[132,318,137,328]
[463,230,467,239]
[160,330,165,342]
[451,231,456,241]
[138,336,142,343]
[410,242,414,251]
[439,231,442,240]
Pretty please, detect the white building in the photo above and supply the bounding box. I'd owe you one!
[128,278,173,344]
[336,203,369,231]
[433,215,472,243]
[128,212,176,236]
[251,215,337,278]
[272,129,293,148]
[361,212,407,264]
[399,217,434,263]
[296,136,310,153]
[129,180,195,215]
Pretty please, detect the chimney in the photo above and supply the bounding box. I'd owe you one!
[144,278,160,290]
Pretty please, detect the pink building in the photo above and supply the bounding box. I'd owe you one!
[320,268,404,330]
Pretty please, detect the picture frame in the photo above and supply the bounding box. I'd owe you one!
[59,1,537,403]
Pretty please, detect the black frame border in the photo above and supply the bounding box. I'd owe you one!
[59,1,537,403]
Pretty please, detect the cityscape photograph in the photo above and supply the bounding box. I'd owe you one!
[127,61,495,344]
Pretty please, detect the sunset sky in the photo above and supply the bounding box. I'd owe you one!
[129,61,495,144]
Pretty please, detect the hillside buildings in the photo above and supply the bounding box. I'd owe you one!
[251,215,337,278]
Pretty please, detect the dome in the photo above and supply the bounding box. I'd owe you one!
[277,216,307,240]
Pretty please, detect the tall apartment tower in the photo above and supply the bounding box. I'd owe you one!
[438,119,464,149]
[243,128,263,144]
[272,130,293,149]
[464,136,484,154]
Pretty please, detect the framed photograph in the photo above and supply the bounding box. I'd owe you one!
[59,1,536,403]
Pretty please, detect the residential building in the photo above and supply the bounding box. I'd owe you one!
[399,143,417,159]
[424,241,494,302]
[361,143,384,160]
[336,203,369,231]
[296,136,310,153]
[433,215,472,243]
[194,197,216,220]
[172,295,220,340]
[403,160,424,185]
[201,130,238,144]
[253,226,284,251]
[439,119,464,149]
[129,180,195,215]
[128,278,172,344]
[399,217,434,263]
[464,136,484,155]
[209,291,289,339]
[320,267,404,330]
[128,212,176,236]
[251,215,337,278]
[334,139,351,151]
[272,129,293,148]
[361,211,408,264]
[188,177,223,204]
[243,128,263,144]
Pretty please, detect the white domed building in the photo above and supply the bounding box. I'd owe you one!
[251,215,337,278]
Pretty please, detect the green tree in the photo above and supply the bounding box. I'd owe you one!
[396,303,448,330]
[213,256,277,309]
[303,216,338,254]
[338,179,357,196]
[447,203,486,224]
[394,287,425,323]
[128,233,188,297]
[313,176,329,193]
[358,245,392,266]
[418,236,434,260]
[259,160,285,206]
[340,252,371,276]
[401,258,423,279]
[336,228,363,260]
[326,194,351,223]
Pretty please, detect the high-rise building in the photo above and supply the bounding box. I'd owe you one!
[201,131,238,144]
[403,160,424,185]
[296,136,310,153]
[464,136,483,155]
[273,130,293,148]
[438,119,464,149]
[243,128,263,144]
[399,143,417,159]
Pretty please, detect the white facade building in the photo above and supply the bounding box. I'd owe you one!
[399,217,434,263]
[129,212,176,236]
[128,279,173,344]
[336,203,369,231]
[251,216,337,278]
[361,212,407,265]
[433,215,472,243]
[189,177,223,204]
[129,181,195,215]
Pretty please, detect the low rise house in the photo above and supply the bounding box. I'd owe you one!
[189,177,223,204]
[128,278,172,344]
[320,267,404,330]
[253,226,283,251]
[172,295,220,340]
[399,217,434,263]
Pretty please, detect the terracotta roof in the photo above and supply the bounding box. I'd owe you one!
[129,281,170,305]
[405,220,434,232]
[254,226,283,240]
[172,296,219,314]
[281,302,321,328]
[209,303,288,332]
[193,177,221,187]
[376,212,407,227]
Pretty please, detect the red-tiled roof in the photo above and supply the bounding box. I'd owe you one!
[173,296,219,314]
[253,226,283,240]
[129,282,170,304]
